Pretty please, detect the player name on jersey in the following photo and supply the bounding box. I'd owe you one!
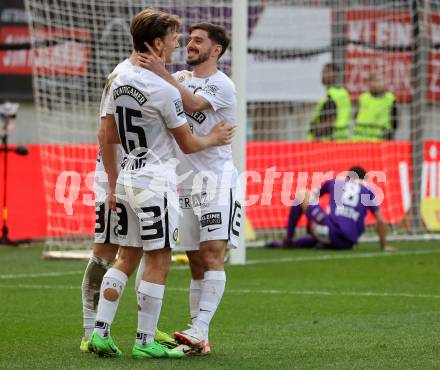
[185,110,206,124]
[113,85,148,106]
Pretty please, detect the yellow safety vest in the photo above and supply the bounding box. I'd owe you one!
[353,91,395,141]
[308,87,352,141]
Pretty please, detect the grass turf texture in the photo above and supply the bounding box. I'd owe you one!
[0,242,439,369]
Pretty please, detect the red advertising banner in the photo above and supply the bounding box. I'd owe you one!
[3,141,439,239]
[246,141,412,229]
[0,26,91,75]
[345,10,440,103]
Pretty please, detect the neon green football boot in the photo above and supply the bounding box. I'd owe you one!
[154,329,178,349]
[88,332,122,357]
[80,338,90,353]
[132,341,186,359]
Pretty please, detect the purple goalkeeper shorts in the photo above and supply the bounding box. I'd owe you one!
[305,204,353,250]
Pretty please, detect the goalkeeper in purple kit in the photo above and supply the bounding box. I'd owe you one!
[266,166,395,251]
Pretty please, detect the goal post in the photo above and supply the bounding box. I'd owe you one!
[23,0,440,259]
[23,0,248,258]
[230,0,247,265]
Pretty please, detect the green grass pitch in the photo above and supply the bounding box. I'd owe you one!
[0,241,439,369]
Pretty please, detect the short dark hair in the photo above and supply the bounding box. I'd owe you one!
[130,8,181,53]
[190,22,230,59]
[348,166,367,180]
[324,62,340,74]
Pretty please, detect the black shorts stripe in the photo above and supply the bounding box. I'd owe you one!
[104,205,112,244]
[164,193,170,248]
[227,188,233,240]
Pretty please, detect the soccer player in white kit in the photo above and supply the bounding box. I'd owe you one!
[138,22,242,354]
[80,50,180,352]
[88,10,234,359]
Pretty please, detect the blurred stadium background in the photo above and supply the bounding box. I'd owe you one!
[1,0,440,257]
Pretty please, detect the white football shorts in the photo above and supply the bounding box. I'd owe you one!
[94,173,119,245]
[176,187,242,251]
[115,183,179,251]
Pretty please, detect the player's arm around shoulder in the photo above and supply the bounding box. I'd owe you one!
[373,210,397,252]
[165,69,212,113]
[137,46,210,113]
[194,74,237,114]
[155,77,235,153]
[170,118,235,154]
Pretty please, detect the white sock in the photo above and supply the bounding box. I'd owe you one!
[189,279,202,324]
[94,267,127,338]
[136,281,165,346]
[193,271,226,341]
[83,308,95,340]
[81,256,112,339]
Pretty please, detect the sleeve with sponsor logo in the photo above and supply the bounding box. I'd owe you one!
[195,76,236,112]
[160,85,187,129]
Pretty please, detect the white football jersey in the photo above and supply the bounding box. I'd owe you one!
[96,59,132,170]
[106,65,187,189]
[94,58,132,192]
[173,70,237,189]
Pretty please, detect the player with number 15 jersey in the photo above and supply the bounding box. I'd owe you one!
[106,65,186,250]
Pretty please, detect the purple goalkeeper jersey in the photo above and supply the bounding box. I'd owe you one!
[320,179,380,243]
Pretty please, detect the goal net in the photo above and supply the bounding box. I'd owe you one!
[24,0,440,256]
[24,0,234,257]
[245,0,440,243]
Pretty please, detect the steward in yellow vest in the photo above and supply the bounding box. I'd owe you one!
[353,72,398,141]
[308,63,352,141]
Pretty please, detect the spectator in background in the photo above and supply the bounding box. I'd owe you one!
[308,62,351,141]
[353,70,398,141]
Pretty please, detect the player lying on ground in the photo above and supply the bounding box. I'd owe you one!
[265,166,395,251]
[80,49,177,353]
[88,9,234,359]
[137,22,241,355]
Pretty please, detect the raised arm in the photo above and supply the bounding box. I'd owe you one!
[137,45,211,113]
[170,119,234,154]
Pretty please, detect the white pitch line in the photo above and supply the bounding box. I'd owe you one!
[0,248,438,280]
[165,287,440,299]
[0,283,439,300]
[221,288,440,300]
[246,248,440,265]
